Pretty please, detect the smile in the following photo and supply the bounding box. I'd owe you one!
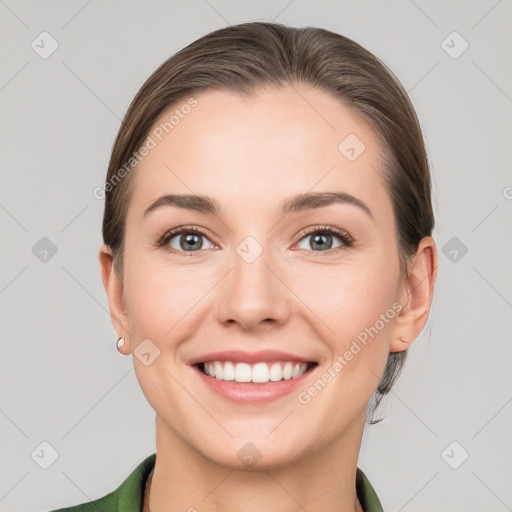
[193,360,318,403]
[199,360,315,383]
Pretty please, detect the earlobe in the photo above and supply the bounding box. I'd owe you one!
[389,236,438,353]
[98,244,130,353]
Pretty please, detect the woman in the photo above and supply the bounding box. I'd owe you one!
[52,21,437,512]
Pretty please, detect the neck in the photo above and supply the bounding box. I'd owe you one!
[146,412,366,512]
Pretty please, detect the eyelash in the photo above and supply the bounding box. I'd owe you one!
[157,224,355,256]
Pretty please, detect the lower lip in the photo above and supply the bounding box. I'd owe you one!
[193,365,316,404]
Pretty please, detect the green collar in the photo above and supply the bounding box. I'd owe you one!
[51,453,383,511]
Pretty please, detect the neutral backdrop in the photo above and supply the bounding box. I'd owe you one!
[1,1,511,511]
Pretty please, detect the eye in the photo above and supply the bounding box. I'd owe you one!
[157,224,354,255]
[158,226,216,254]
[295,225,354,253]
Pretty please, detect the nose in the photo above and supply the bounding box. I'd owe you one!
[215,247,291,332]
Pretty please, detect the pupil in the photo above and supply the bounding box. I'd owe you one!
[181,233,202,251]
[312,234,332,250]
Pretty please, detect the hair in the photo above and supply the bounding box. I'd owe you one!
[101,22,434,424]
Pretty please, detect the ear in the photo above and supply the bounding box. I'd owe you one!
[389,236,438,353]
[99,244,131,354]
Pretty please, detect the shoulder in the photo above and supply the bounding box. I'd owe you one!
[356,466,384,512]
[48,453,156,512]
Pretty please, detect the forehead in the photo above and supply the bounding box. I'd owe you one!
[127,85,393,226]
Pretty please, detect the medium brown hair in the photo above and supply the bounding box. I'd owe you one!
[101,22,435,424]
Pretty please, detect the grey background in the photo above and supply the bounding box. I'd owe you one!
[1,1,511,511]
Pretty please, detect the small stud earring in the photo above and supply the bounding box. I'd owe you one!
[399,336,407,343]
[116,337,126,352]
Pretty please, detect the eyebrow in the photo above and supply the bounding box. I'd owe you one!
[143,191,373,220]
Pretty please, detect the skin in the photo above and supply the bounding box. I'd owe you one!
[99,85,437,512]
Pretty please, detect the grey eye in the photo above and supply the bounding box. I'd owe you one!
[168,232,215,252]
[296,232,343,251]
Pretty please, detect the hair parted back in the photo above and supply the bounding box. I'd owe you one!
[101,21,434,424]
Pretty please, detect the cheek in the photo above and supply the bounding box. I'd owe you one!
[299,257,398,336]
[290,252,400,394]
[123,255,212,343]
[293,265,399,414]
[124,259,209,411]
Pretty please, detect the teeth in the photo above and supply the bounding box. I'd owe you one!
[234,362,252,382]
[223,361,235,380]
[202,361,309,383]
[252,362,269,383]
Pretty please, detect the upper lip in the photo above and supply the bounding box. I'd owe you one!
[188,350,316,365]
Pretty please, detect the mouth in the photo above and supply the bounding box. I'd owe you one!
[195,360,318,384]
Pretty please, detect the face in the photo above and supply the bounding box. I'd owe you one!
[111,85,408,469]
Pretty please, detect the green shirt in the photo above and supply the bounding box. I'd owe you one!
[50,453,384,511]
